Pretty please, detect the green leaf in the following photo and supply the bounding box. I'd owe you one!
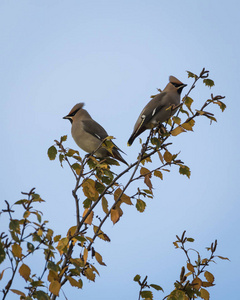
[102,197,109,214]
[47,261,60,272]
[83,198,92,209]
[60,135,67,143]
[34,291,50,300]
[27,242,35,253]
[151,137,161,148]
[150,284,164,291]
[184,97,194,114]
[203,78,215,88]
[95,181,106,193]
[0,242,6,264]
[179,165,191,178]
[72,163,81,175]
[187,238,194,242]
[187,71,198,79]
[140,290,153,299]
[133,274,141,282]
[136,199,146,213]
[9,219,20,234]
[48,146,57,160]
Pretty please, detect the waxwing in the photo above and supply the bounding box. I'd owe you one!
[63,103,128,165]
[128,76,187,146]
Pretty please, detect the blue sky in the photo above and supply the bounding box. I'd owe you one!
[0,1,239,299]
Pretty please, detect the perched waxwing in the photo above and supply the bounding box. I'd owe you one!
[128,76,187,146]
[63,103,128,166]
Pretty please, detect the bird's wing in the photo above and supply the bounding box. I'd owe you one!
[137,92,167,128]
[82,119,108,141]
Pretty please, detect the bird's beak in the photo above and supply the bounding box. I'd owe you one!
[182,84,187,88]
[63,115,73,123]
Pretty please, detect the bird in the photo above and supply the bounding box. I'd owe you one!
[128,76,187,146]
[63,103,128,165]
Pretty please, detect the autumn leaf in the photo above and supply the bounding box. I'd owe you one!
[66,276,83,289]
[204,271,214,283]
[164,150,172,163]
[82,209,94,225]
[10,289,26,297]
[83,248,88,264]
[133,274,141,282]
[95,252,106,266]
[184,96,194,114]
[12,244,22,258]
[171,126,186,136]
[200,288,210,300]
[140,290,153,299]
[85,267,95,281]
[82,179,98,201]
[154,170,163,180]
[182,119,195,131]
[19,264,31,281]
[192,277,202,290]
[111,208,120,224]
[187,263,195,273]
[144,173,152,191]
[179,165,191,178]
[49,280,61,296]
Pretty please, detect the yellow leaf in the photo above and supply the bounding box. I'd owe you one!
[48,270,59,283]
[67,276,82,288]
[172,116,181,125]
[85,267,95,281]
[114,188,132,205]
[93,226,111,242]
[192,277,202,290]
[95,252,106,266]
[67,226,77,237]
[182,119,195,131]
[200,288,210,300]
[164,150,172,163]
[56,237,68,255]
[19,264,31,281]
[202,281,214,287]
[187,262,195,273]
[83,248,88,264]
[49,280,61,296]
[37,229,43,236]
[82,209,94,225]
[111,208,120,224]
[12,244,22,258]
[171,126,186,136]
[204,271,214,283]
[82,179,98,201]
[10,289,26,297]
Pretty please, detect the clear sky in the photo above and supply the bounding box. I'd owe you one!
[0,1,239,299]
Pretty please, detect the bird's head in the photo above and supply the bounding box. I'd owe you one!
[63,102,85,123]
[168,76,187,95]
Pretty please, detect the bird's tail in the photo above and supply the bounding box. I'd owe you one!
[112,147,129,166]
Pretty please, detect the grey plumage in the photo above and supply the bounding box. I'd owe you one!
[128,76,187,146]
[63,103,128,165]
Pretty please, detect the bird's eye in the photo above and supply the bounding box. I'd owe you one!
[171,82,179,88]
